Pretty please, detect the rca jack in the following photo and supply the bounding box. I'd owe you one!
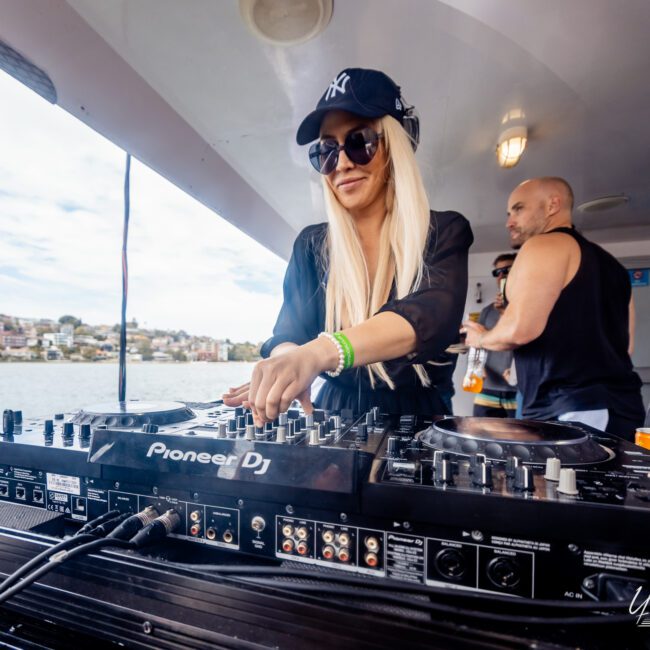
[364,552,379,568]
[190,523,201,536]
[337,547,350,562]
[282,524,294,538]
[296,541,309,556]
[322,529,335,544]
[322,545,335,560]
[295,526,309,540]
[189,510,201,523]
[365,536,380,552]
[282,538,295,553]
[337,532,351,547]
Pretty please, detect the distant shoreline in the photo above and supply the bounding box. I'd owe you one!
[0,359,259,364]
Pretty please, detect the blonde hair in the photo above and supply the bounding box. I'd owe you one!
[321,115,431,388]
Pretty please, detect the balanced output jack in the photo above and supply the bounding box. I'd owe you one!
[206,527,217,541]
[223,529,234,544]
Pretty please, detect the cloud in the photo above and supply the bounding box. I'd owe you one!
[0,72,287,342]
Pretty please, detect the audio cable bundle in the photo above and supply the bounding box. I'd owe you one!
[0,506,180,606]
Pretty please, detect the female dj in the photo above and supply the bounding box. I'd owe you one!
[224,68,473,422]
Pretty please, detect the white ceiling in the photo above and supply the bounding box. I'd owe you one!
[2,0,649,258]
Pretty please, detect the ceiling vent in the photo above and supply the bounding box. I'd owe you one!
[576,195,629,213]
[240,0,333,46]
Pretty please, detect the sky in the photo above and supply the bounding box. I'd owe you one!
[0,71,287,342]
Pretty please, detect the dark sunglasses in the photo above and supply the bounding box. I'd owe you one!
[492,266,512,278]
[309,127,383,175]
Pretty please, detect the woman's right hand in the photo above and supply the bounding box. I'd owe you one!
[222,381,314,418]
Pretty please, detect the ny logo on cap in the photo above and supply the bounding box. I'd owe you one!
[325,72,351,101]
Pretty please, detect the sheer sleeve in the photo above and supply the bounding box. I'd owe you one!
[378,211,473,364]
[260,225,325,358]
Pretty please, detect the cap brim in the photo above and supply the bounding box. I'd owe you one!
[296,104,388,145]
[296,108,330,145]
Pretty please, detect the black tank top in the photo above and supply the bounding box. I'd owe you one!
[513,227,642,420]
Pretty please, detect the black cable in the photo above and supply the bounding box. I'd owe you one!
[231,577,636,626]
[0,538,133,605]
[118,152,131,403]
[76,509,121,535]
[0,534,96,594]
[0,511,124,594]
[165,562,630,611]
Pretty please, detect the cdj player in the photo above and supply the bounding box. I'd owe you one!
[1,399,650,605]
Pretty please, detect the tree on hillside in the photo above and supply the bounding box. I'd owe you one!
[59,315,82,328]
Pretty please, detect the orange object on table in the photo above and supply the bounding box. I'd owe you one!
[635,428,650,450]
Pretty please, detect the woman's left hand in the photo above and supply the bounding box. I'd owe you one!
[249,338,336,423]
[222,382,251,407]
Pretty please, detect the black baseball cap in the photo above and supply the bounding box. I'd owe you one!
[296,68,406,145]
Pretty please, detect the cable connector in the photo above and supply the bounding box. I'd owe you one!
[108,506,159,540]
[91,511,132,537]
[76,509,121,536]
[130,509,181,548]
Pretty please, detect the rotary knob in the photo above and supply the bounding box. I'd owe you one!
[505,455,520,478]
[544,457,561,482]
[472,462,492,487]
[469,453,486,474]
[2,410,14,435]
[514,465,534,492]
[386,436,398,457]
[557,468,579,495]
[434,453,454,485]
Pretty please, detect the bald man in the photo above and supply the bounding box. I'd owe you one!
[463,177,644,440]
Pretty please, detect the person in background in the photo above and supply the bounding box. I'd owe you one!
[224,68,473,422]
[463,177,643,440]
[472,253,517,418]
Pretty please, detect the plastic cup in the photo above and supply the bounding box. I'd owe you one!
[635,428,650,450]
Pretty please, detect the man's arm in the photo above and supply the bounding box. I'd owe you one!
[465,233,578,351]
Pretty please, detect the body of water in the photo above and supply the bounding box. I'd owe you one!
[0,362,256,417]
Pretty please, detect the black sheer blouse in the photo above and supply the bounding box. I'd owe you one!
[261,211,473,415]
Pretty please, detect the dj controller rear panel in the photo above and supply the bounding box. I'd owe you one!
[2,400,650,608]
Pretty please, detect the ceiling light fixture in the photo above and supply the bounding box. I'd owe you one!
[239,0,333,46]
[496,125,528,168]
[576,194,629,213]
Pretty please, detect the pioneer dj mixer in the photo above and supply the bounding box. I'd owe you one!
[2,400,650,606]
